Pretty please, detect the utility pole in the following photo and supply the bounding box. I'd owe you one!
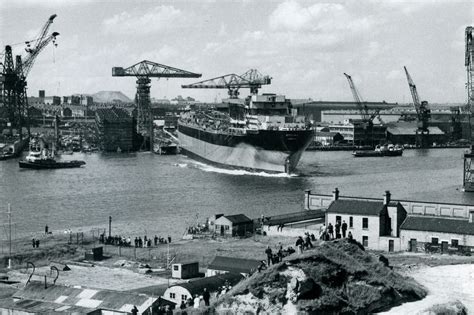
[7,204,12,269]
[108,216,112,238]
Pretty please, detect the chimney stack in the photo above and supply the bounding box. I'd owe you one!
[332,188,339,201]
[384,190,391,205]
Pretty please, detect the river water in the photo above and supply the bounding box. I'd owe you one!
[0,149,472,240]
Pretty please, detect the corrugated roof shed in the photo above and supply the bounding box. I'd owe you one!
[223,214,252,224]
[0,298,92,313]
[13,281,157,313]
[327,199,385,216]
[172,273,243,296]
[400,216,474,235]
[265,210,324,226]
[207,256,262,274]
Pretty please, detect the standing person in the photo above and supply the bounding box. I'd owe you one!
[193,294,201,308]
[265,246,273,266]
[32,238,36,248]
[35,239,40,248]
[203,288,210,306]
[131,305,138,315]
[341,220,348,238]
[168,235,172,243]
[296,236,304,253]
[327,223,334,239]
[335,221,341,239]
[304,233,313,249]
[154,235,158,246]
[45,225,49,235]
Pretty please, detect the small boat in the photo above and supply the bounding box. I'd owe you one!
[353,144,403,157]
[19,149,86,169]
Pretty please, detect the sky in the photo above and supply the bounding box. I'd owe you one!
[0,0,472,103]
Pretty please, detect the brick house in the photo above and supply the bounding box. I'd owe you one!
[214,214,253,237]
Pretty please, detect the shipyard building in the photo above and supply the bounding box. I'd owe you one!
[95,107,136,152]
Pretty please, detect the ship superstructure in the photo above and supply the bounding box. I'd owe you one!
[177,93,313,173]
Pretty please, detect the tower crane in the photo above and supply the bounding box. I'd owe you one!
[403,66,430,147]
[181,69,271,98]
[1,14,59,139]
[112,60,201,151]
[343,73,381,146]
[463,25,474,192]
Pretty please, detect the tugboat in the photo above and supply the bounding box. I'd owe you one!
[19,148,86,169]
[352,144,404,157]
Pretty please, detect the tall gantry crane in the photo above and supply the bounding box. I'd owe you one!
[112,60,201,151]
[1,14,59,139]
[181,69,271,98]
[403,66,431,148]
[463,26,474,192]
[343,73,381,146]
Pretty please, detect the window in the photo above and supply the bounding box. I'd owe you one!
[362,236,368,247]
[451,239,459,247]
[225,225,230,230]
[336,216,341,224]
[169,292,176,299]
[349,217,353,228]
[173,265,179,271]
[182,295,187,301]
[362,218,368,229]
[431,237,439,245]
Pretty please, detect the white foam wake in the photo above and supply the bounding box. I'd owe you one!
[186,160,298,178]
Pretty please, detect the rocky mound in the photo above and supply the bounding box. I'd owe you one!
[92,91,132,103]
[213,239,426,314]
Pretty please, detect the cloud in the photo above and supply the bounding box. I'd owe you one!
[1,0,94,9]
[102,5,184,35]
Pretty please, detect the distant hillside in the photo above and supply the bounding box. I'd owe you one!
[92,91,132,103]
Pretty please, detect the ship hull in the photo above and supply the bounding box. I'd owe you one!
[19,160,86,169]
[177,124,313,173]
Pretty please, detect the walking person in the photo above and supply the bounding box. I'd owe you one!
[342,220,348,238]
[265,246,273,266]
[203,288,210,306]
[327,223,334,239]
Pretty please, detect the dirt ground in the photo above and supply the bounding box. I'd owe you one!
[1,234,474,293]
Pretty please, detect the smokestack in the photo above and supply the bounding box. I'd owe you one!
[384,191,391,205]
[332,188,339,201]
[469,210,474,223]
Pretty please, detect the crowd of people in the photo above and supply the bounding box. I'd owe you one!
[99,234,172,247]
[319,221,353,241]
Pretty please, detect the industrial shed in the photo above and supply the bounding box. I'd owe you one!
[5,281,159,314]
[214,214,253,237]
[206,256,262,277]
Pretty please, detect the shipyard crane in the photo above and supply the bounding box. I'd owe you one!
[1,14,59,139]
[343,73,381,146]
[112,60,201,151]
[181,69,271,98]
[463,25,474,192]
[403,66,431,148]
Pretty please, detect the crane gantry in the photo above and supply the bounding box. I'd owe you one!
[181,69,271,98]
[463,25,474,192]
[343,73,381,146]
[403,66,431,148]
[1,14,59,139]
[112,60,201,151]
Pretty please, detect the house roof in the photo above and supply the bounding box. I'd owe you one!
[386,122,445,135]
[264,210,325,226]
[207,256,262,274]
[221,214,253,224]
[0,298,92,313]
[170,273,243,296]
[400,216,474,236]
[13,281,157,312]
[327,199,385,216]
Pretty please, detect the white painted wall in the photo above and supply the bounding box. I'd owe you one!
[400,230,474,249]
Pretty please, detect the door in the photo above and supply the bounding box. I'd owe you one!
[441,241,449,253]
[220,225,224,236]
[388,240,394,252]
[409,239,417,252]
